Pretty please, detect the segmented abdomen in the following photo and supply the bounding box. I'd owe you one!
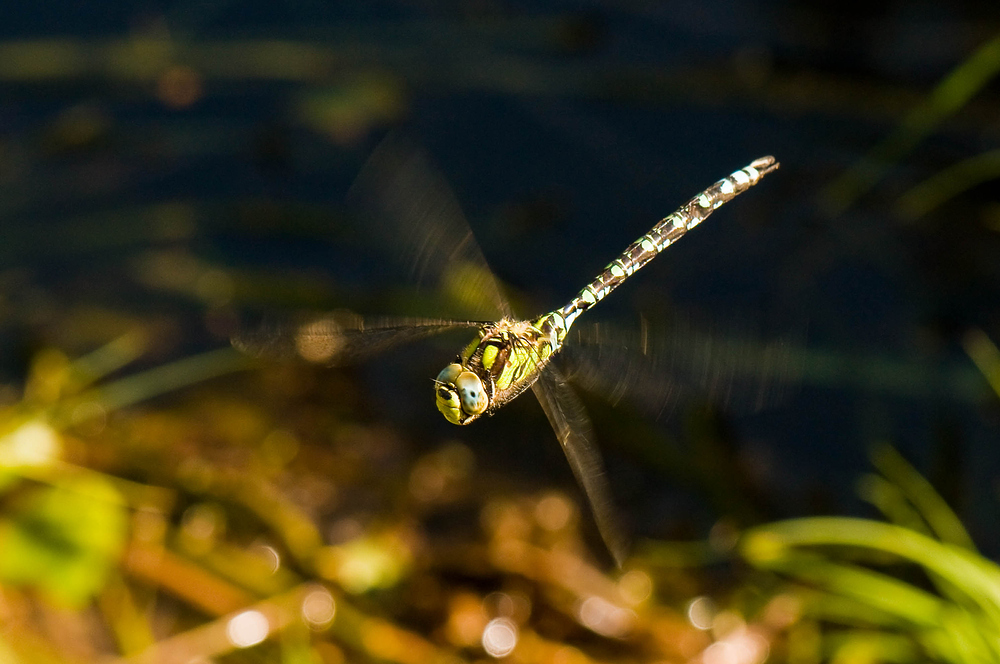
[557,156,779,329]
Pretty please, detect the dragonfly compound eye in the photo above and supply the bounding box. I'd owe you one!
[455,372,487,417]
[435,363,468,425]
[435,363,462,385]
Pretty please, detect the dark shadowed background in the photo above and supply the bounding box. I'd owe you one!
[1,2,999,662]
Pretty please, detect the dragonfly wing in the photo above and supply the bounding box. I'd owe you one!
[233,313,484,367]
[563,318,802,417]
[531,366,628,566]
[349,133,512,320]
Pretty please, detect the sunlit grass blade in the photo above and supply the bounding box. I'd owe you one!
[860,446,991,635]
[797,589,928,634]
[820,32,1000,215]
[64,347,257,415]
[746,548,998,662]
[824,631,920,664]
[896,149,1000,220]
[743,538,1000,662]
[99,574,157,656]
[747,549,946,628]
[67,330,149,390]
[962,328,1000,400]
[869,444,975,551]
[741,517,1000,641]
[857,472,931,535]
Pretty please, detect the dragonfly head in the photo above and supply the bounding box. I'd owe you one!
[435,363,488,425]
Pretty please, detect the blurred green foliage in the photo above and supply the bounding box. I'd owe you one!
[0,284,993,662]
[1,7,999,664]
[0,470,125,607]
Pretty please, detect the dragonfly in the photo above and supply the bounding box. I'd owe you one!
[234,136,779,564]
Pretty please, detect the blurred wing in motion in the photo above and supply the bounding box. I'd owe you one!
[563,318,803,418]
[349,133,512,320]
[232,312,484,366]
[531,365,628,566]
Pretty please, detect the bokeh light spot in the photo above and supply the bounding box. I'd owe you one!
[704,640,738,664]
[686,596,715,630]
[709,520,740,553]
[182,503,222,540]
[483,591,514,617]
[180,503,224,555]
[535,492,572,531]
[226,610,269,648]
[481,617,518,658]
[301,586,336,630]
[703,628,771,664]
[576,596,635,638]
[763,593,801,629]
[0,420,61,467]
[617,569,652,605]
[250,542,281,574]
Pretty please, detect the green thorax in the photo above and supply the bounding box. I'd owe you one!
[460,311,570,413]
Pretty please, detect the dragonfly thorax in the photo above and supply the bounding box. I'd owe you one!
[434,315,567,425]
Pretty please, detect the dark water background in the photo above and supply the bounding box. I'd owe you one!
[2,2,998,558]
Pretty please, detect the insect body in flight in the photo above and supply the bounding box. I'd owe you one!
[434,156,779,427]
[235,143,779,565]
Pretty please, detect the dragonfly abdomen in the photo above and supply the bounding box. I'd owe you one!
[557,156,779,329]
